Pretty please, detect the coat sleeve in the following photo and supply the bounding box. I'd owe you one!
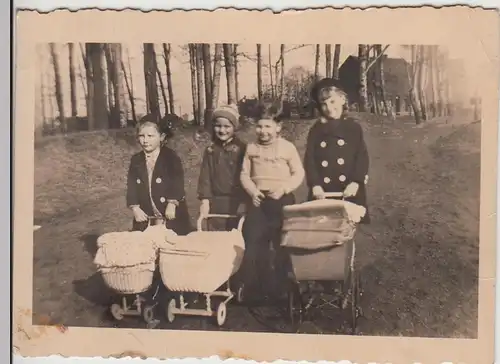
[197,148,212,200]
[234,142,248,201]
[126,155,139,207]
[351,123,369,185]
[284,142,305,194]
[165,149,186,202]
[303,125,321,188]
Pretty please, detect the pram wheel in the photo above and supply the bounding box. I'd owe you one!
[216,302,227,326]
[236,284,244,303]
[287,281,303,330]
[347,271,362,334]
[142,305,155,324]
[110,303,124,321]
[166,298,176,323]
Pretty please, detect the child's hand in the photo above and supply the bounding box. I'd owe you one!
[268,187,285,200]
[312,185,325,200]
[199,199,210,217]
[165,203,177,220]
[252,191,265,207]
[132,206,148,223]
[343,182,359,198]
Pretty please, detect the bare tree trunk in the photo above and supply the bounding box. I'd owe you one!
[161,43,175,115]
[68,43,77,118]
[202,44,214,129]
[39,51,47,132]
[234,44,240,103]
[189,44,199,123]
[104,44,119,127]
[195,44,205,126]
[268,45,274,99]
[211,44,223,109]
[377,44,391,117]
[416,45,428,121]
[435,46,445,117]
[325,44,332,78]
[157,68,169,115]
[223,43,236,105]
[408,45,422,124]
[280,44,285,101]
[332,44,341,80]
[143,43,161,119]
[49,43,66,132]
[110,44,126,127]
[312,44,320,117]
[427,45,438,119]
[121,58,136,123]
[257,44,263,100]
[104,46,115,117]
[83,43,95,130]
[88,43,109,129]
[358,44,369,112]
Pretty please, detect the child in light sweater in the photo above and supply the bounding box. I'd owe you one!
[239,100,305,300]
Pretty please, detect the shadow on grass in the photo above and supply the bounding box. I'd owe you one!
[80,233,100,257]
[73,272,117,307]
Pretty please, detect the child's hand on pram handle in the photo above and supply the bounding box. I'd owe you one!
[199,199,210,217]
[131,205,149,222]
[343,182,359,198]
[312,185,326,199]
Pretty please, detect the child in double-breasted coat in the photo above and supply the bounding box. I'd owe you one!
[304,78,370,223]
[126,114,192,235]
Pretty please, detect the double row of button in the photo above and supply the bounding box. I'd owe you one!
[321,138,346,184]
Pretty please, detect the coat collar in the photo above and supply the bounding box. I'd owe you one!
[317,116,348,138]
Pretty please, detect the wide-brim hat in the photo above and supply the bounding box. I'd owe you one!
[310,77,347,104]
[212,104,240,128]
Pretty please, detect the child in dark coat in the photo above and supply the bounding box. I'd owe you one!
[197,105,247,231]
[126,114,192,234]
[304,78,370,223]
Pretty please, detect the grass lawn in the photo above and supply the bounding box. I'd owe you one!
[32,113,480,337]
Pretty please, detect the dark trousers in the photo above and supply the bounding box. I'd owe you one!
[239,193,295,295]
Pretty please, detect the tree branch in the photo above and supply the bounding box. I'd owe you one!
[364,45,390,73]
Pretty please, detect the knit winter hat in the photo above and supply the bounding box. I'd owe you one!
[212,104,240,129]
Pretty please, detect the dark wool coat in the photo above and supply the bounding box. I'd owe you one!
[304,116,370,224]
[197,137,248,231]
[126,146,192,234]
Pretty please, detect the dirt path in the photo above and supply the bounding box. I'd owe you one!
[33,117,480,337]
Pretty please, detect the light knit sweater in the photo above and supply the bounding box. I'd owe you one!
[240,137,305,197]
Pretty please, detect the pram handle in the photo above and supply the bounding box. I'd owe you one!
[324,192,344,199]
[196,214,246,232]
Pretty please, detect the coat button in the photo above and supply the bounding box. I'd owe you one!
[321,160,328,167]
[160,197,166,203]
[337,158,344,165]
[324,177,331,184]
[136,179,141,184]
[339,175,346,182]
[364,175,369,184]
[320,141,327,148]
[156,177,162,184]
[337,139,345,146]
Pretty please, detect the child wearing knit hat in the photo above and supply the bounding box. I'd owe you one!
[197,104,247,231]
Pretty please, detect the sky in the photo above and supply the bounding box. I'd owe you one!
[36,43,477,123]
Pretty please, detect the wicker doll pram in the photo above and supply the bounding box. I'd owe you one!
[159,214,245,327]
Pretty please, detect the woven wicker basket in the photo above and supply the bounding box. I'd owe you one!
[159,246,244,293]
[101,266,154,294]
